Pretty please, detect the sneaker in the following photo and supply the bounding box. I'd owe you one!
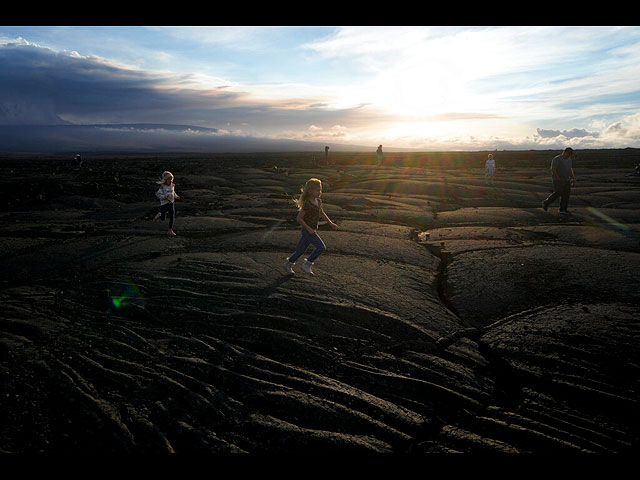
[541,200,548,211]
[301,260,314,275]
[153,212,162,222]
[168,229,177,236]
[559,210,571,215]
[283,259,295,275]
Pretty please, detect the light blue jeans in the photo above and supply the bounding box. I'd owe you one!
[288,228,326,263]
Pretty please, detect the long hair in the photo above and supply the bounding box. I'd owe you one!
[156,171,174,185]
[294,178,322,210]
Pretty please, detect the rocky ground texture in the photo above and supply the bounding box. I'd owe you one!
[1,153,639,453]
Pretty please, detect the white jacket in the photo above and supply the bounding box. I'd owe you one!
[156,184,176,205]
[485,159,495,173]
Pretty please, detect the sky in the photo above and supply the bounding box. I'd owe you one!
[2,25,640,151]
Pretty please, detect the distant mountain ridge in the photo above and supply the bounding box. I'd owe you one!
[0,123,378,154]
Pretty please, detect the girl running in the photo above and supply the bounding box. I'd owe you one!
[283,178,338,275]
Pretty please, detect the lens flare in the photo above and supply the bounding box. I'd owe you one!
[586,207,632,232]
[262,219,284,241]
[110,280,145,309]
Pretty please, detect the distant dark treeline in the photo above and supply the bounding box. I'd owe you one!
[2,148,639,170]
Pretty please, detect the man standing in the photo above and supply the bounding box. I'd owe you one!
[542,147,577,215]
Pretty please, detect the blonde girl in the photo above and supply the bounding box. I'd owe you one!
[153,171,181,236]
[283,178,338,275]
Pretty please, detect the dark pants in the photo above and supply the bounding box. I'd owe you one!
[288,228,326,263]
[159,202,175,229]
[544,178,571,211]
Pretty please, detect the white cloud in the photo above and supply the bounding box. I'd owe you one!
[601,112,640,142]
[301,27,640,145]
[0,35,32,46]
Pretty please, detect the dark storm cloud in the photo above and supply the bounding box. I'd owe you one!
[0,41,383,134]
[0,42,246,126]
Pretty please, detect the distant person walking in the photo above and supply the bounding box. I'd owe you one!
[325,145,330,164]
[542,148,577,215]
[376,145,383,166]
[485,154,496,185]
[154,171,181,235]
[283,178,338,275]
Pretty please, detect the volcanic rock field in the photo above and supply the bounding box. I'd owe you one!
[1,152,639,453]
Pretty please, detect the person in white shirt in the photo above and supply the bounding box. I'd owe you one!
[153,171,181,236]
[485,154,496,185]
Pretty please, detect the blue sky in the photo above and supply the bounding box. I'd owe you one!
[2,26,640,150]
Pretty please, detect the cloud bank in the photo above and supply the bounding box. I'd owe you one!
[536,128,599,139]
[0,40,379,140]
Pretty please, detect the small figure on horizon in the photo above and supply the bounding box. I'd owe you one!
[325,145,330,165]
[283,178,338,275]
[154,171,181,236]
[541,148,577,215]
[376,145,383,166]
[485,153,496,185]
[74,154,83,168]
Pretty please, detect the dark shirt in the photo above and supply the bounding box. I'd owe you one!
[302,198,322,230]
[551,154,573,180]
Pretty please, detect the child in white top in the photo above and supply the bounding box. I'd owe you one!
[485,154,496,185]
[153,171,180,236]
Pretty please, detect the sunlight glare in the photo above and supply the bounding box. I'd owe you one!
[348,28,531,122]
